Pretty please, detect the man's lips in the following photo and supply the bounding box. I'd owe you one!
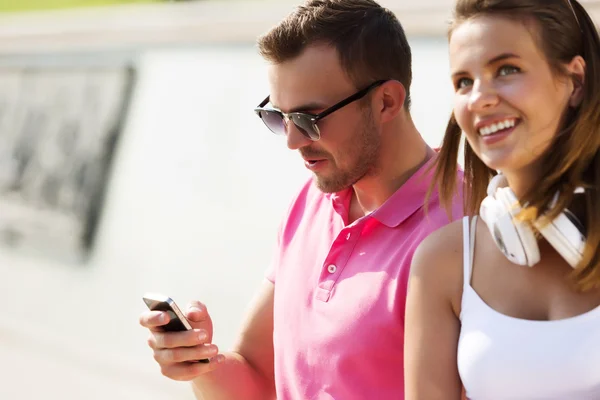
[304,158,328,170]
[303,158,326,164]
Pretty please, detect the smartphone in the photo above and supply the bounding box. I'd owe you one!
[142,293,209,363]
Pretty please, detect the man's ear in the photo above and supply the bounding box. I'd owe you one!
[377,80,406,123]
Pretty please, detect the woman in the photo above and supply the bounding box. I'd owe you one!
[404,0,600,399]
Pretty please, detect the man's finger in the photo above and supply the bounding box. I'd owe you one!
[148,329,209,350]
[139,311,169,328]
[153,343,220,364]
[159,355,224,381]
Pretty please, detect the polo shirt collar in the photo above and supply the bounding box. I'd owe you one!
[326,157,437,228]
[372,157,436,228]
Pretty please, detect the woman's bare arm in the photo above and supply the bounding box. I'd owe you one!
[404,224,464,400]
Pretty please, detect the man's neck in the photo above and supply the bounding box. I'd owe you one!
[348,142,434,224]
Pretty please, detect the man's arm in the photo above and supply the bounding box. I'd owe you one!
[192,279,276,400]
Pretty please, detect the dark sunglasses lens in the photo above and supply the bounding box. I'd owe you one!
[259,110,285,135]
[290,114,319,140]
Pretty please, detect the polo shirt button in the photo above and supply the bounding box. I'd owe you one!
[327,264,337,273]
[346,232,351,240]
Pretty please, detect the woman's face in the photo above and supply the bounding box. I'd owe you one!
[449,15,575,181]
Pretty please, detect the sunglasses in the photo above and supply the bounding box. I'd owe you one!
[254,79,388,141]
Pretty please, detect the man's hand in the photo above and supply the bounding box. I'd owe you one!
[140,301,225,381]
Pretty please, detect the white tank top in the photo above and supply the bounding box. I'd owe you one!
[457,216,600,400]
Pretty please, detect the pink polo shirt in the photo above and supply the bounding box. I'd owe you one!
[267,159,463,399]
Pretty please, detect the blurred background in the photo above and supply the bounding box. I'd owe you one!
[0,0,598,399]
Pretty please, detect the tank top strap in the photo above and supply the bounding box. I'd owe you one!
[462,216,477,289]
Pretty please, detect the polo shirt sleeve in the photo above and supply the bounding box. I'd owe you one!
[265,191,296,284]
[265,218,283,283]
[264,177,314,284]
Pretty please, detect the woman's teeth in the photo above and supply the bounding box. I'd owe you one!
[479,119,516,136]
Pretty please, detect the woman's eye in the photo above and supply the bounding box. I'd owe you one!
[456,77,473,90]
[498,65,520,76]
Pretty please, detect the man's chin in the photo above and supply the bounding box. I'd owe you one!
[312,174,351,194]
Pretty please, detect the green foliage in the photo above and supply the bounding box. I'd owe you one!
[0,0,162,13]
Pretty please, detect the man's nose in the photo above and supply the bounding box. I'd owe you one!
[286,119,312,150]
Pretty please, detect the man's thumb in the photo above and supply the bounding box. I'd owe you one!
[186,301,208,322]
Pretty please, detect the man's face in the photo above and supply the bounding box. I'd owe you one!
[266,44,381,193]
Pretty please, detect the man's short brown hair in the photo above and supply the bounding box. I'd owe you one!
[257,0,413,109]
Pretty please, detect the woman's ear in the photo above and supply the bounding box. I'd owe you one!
[567,55,586,107]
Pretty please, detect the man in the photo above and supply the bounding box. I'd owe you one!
[139,0,463,399]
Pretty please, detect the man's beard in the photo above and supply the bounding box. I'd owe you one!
[314,112,380,193]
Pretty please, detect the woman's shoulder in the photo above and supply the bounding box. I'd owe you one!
[413,218,466,266]
[409,217,469,311]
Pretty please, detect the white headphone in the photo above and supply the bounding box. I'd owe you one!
[479,174,586,267]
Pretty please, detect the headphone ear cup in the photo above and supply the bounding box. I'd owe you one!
[496,187,540,266]
[487,174,508,197]
[534,212,585,268]
[479,195,516,260]
[480,195,503,226]
[480,182,537,266]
